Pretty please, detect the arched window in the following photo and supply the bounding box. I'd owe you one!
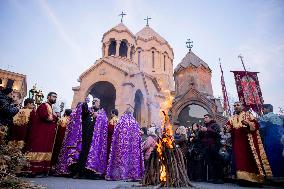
[152,51,155,69]
[119,40,128,57]
[134,89,144,124]
[108,40,116,56]
[137,48,142,67]
[164,54,166,71]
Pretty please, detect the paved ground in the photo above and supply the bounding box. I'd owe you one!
[26,177,283,189]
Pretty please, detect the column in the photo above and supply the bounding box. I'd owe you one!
[127,44,131,59]
[104,42,110,57]
[115,40,121,57]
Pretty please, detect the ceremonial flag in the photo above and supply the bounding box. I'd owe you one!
[231,71,263,112]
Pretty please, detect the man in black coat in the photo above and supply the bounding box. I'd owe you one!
[0,87,19,127]
[0,87,20,140]
[73,97,101,179]
[199,114,223,184]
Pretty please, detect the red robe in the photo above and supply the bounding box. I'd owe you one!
[25,102,58,174]
[226,111,272,183]
[9,108,33,149]
[51,116,70,167]
[107,116,118,161]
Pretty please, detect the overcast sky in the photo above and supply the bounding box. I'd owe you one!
[1,0,283,111]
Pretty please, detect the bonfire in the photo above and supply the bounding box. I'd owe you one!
[142,91,193,187]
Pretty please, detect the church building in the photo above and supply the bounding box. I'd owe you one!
[71,22,174,127]
[171,51,225,127]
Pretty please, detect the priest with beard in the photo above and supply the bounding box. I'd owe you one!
[226,102,272,186]
[73,97,108,179]
[25,92,58,176]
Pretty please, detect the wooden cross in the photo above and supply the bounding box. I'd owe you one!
[119,11,126,23]
[144,16,151,26]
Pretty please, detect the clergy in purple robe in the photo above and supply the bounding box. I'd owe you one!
[54,103,83,176]
[106,106,144,181]
[85,98,108,175]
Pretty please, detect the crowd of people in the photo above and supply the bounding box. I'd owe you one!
[141,102,284,186]
[0,88,144,181]
[1,86,284,187]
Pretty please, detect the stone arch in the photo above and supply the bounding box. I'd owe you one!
[177,101,211,127]
[108,39,116,56]
[88,81,116,117]
[176,99,213,117]
[163,51,168,71]
[119,40,128,57]
[151,48,157,69]
[133,89,144,125]
[137,47,142,67]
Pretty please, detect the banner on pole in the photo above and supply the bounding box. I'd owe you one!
[231,71,263,112]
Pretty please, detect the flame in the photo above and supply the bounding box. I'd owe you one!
[157,139,163,157]
[159,90,174,138]
[160,164,167,182]
[157,90,174,183]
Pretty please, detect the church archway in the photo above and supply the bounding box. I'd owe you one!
[89,81,116,117]
[178,103,209,127]
[108,40,116,56]
[133,89,144,125]
[119,40,128,57]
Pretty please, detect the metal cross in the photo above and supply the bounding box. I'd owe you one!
[7,64,14,71]
[279,107,284,114]
[186,38,193,52]
[119,11,126,23]
[144,16,151,26]
[238,54,244,64]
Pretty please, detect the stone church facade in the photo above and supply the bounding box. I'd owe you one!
[171,51,226,127]
[0,69,27,104]
[71,23,174,127]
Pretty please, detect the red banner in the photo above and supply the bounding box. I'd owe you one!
[231,71,263,112]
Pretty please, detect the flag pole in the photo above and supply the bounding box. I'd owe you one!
[219,58,231,116]
[238,55,263,116]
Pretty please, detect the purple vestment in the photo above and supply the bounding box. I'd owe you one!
[54,103,83,175]
[86,109,108,174]
[106,112,144,181]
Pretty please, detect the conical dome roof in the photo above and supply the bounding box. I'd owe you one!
[136,26,167,43]
[174,51,210,73]
[103,23,134,38]
[113,23,132,32]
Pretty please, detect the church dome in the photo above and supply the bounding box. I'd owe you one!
[174,51,211,73]
[174,51,213,96]
[102,23,135,41]
[101,23,136,59]
[135,26,167,44]
[111,23,134,35]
